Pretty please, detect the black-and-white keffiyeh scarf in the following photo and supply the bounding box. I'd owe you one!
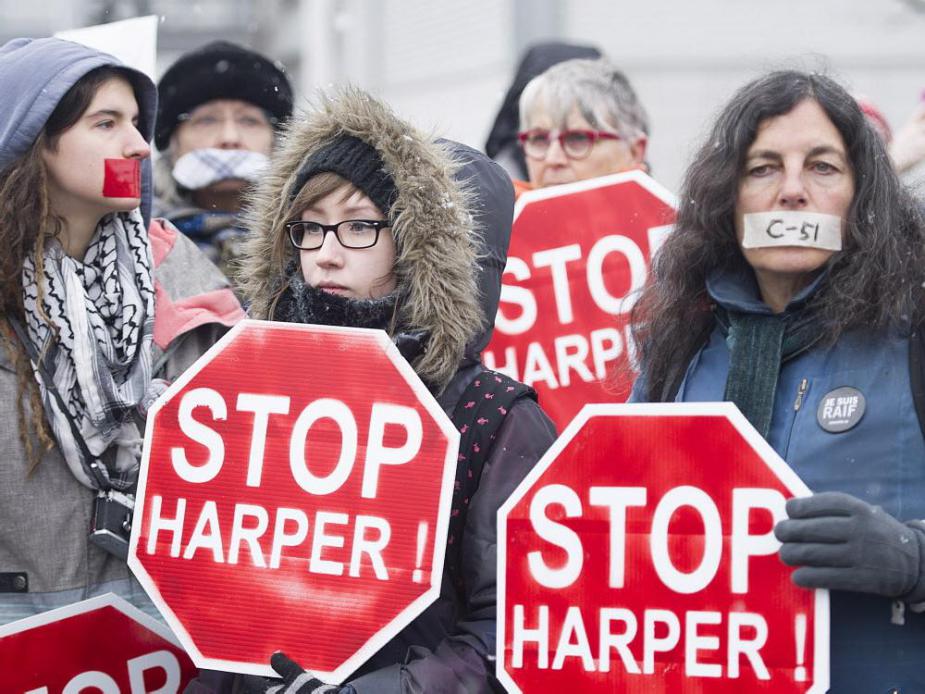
[21,208,155,491]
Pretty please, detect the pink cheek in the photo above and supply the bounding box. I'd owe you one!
[299,255,312,282]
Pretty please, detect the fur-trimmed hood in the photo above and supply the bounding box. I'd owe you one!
[238,87,484,392]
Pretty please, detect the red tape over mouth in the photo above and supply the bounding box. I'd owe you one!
[103,159,141,198]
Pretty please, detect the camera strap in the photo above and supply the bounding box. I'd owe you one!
[8,316,112,492]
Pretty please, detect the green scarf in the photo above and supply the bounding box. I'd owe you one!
[717,307,820,438]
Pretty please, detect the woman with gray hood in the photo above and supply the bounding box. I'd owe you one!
[186,87,556,694]
[0,37,243,625]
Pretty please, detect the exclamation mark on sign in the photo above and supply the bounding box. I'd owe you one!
[794,613,807,682]
[412,522,428,583]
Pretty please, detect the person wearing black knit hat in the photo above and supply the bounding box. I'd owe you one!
[183,86,557,694]
[153,40,293,275]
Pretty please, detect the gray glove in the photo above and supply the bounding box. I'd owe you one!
[774,491,925,602]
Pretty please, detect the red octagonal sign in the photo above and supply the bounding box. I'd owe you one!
[483,171,677,431]
[0,593,197,692]
[498,403,829,693]
[129,320,458,681]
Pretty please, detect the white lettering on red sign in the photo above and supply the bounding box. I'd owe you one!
[149,389,424,581]
[510,605,770,679]
[24,649,181,694]
[511,483,786,677]
[484,225,671,391]
[485,328,629,391]
[496,236,647,334]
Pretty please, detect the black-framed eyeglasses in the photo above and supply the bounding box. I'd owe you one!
[517,128,621,160]
[286,219,391,250]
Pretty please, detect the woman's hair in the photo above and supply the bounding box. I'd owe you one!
[630,69,925,402]
[0,65,140,469]
[519,57,649,141]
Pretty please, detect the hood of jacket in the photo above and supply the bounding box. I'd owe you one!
[439,140,514,361]
[239,87,485,392]
[0,37,157,224]
[484,40,601,179]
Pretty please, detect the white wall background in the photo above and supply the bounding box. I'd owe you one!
[564,1,925,190]
[3,0,925,192]
[345,0,925,192]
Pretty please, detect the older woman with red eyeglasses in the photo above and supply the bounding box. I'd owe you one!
[515,57,649,193]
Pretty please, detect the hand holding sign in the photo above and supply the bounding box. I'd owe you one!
[264,652,344,694]
[776,492,925,602]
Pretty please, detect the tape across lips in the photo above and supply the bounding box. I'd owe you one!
[103,158,141,198]
[742,210,842,251]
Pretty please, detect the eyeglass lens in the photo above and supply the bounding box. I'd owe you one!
[523,130,596,159]
[290,221,382,250]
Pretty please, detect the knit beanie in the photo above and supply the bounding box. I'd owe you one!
[290,135,397,215]
[156,40,293,150]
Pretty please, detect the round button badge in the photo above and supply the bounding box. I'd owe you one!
[816,386,866,433]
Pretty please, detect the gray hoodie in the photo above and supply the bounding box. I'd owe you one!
[0,37,157,223]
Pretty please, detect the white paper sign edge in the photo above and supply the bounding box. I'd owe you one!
[55,15,158,80]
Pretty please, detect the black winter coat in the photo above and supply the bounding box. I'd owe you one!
[185,99,557,693]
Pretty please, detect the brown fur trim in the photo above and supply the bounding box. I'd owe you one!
[238,87,483,392]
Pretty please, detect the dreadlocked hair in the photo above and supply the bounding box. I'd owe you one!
[0,319,55,473]
[0,134,65,471]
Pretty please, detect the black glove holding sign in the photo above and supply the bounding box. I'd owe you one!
[241,653,357,694]
[774,491,925,602]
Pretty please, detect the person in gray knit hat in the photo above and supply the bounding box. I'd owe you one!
[153,40,293,275]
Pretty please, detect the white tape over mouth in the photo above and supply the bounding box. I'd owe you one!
[172,148,269,190]
[742,211,843,251]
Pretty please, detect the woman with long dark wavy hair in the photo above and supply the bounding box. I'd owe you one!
[0,38,242,625]
[630,70,925,690]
